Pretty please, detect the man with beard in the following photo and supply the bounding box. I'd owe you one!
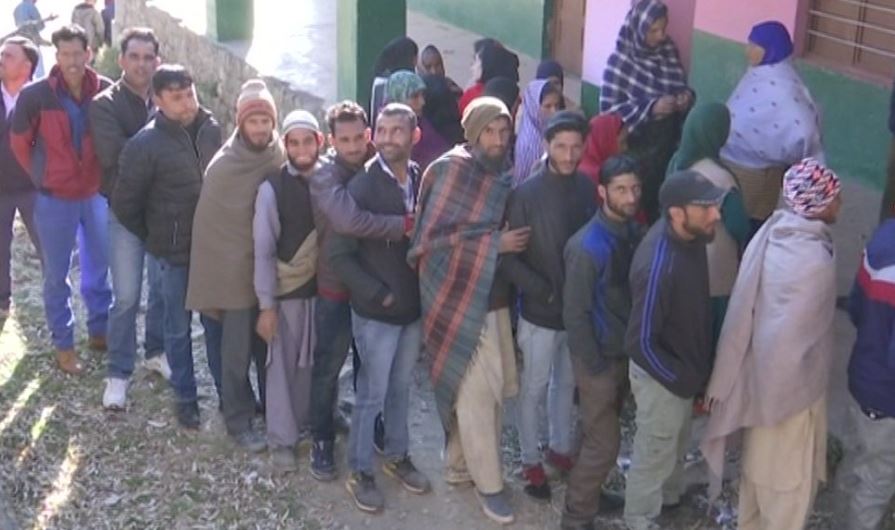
[187,79,284,453]
[307,101,408,481]
[502,110,596,499]
[330,103,431,513]
[409,97,530,525]
[623,169,724,530]
[561,155,644,530]
[702,158,841,530]
[113,64,223,428]
[253,110,323,471]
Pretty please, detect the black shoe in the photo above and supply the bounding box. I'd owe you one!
[373,412,385,455]
[560,516,595,530]
[310,440,337,482]
[175,401,200,430]
[599,491,625,513]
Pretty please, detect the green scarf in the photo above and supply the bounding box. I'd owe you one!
[666,102,731,175]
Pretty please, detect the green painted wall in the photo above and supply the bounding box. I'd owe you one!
[337,0,407,105]
[689,31,889,190]
[407,0,547,58]
[207,0,253,41]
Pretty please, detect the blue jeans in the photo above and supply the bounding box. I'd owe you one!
[34,193,111,350]
[309,297,353,442]
[106,211,165,379]
[156,262,223,403]
[347,312,421,473]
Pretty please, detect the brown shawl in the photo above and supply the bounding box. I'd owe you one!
[186,130,286,314]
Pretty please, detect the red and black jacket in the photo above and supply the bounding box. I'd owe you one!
[10,65,110,200]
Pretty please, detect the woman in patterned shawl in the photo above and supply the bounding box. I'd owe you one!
[600,0,694,222]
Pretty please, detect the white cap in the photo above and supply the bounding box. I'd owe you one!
[282,110,321,136]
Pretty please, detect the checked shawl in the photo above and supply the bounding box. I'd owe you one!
[408,145,511,430]
[600,0,689,132]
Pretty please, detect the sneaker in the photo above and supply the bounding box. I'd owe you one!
[144,354,171,380]
[310,440,337,481]
[346,471,385,513]
[546,448,575,473]
[522,463,552,500]
[476,489,515,525]
[373,412,385,455]
[102,378,128,410]
[175,401,200,430]
[232,429,267,454]
[382,455,431,494]
[270,446,298,472]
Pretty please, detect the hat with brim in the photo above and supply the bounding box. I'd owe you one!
[659,169,727,210]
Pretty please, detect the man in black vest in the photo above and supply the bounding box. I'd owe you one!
[253,109,322,471]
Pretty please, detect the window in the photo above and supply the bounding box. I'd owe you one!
[806,0,895,79]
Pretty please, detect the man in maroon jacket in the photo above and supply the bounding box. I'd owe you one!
[11,25,111,375]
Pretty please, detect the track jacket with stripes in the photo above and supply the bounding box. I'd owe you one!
[625,218,713,398]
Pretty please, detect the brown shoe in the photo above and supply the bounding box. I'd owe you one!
[88,336,107,351]
[56,349,84,375]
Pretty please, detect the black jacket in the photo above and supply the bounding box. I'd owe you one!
[0,92,34,193]
[89,78,152,197]
[328,156,421,325]
[564,209,643,375]
[625,219,713,398]
[503,164,596,330]
[112,108,222,266]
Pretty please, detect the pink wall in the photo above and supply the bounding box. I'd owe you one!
[694,0,801,44]
[582,0,697,86]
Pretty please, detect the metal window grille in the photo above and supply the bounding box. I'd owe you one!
[807,0,895,78]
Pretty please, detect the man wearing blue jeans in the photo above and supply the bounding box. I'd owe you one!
[308,100,408,480]
[10,25,112,374]
[113,65,223,429]
[329,104,430,513]
[90,28,167,409]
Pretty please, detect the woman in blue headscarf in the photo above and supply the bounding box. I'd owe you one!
[722,21,824,237]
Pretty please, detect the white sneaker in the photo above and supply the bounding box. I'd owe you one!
[144,354,171,380]
[103,378,128,410]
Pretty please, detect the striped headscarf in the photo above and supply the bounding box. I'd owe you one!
[783,158,841,217]
[513,79,551,186]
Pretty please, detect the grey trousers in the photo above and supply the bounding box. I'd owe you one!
[837,398,895,530]
[0,190,40,308]
[221,307,267,435]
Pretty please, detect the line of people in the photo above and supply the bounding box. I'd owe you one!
[1,1,894,529]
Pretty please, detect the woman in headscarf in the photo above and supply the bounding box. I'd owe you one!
[721,21,824,238]
[667,102,749,347]
[370,37,419,127]
[459,42,520,115]
[600,0,694,222]
[512,79,564,186]
[536,59,564,90]
[579,113,627,190]
[418,74,464,169]
[386,71,458,171]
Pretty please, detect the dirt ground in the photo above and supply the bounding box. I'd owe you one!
[0,182,892,530]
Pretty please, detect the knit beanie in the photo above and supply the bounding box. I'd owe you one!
[783,157,841,218]
[461,96,511,143]
[236,79,277,128]
[282,110,321,137]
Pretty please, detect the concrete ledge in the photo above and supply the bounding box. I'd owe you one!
[117,0,325,133]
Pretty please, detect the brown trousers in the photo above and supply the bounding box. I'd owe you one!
[563,356,629,522]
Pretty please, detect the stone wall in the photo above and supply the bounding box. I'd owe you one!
[116,0,325,134]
